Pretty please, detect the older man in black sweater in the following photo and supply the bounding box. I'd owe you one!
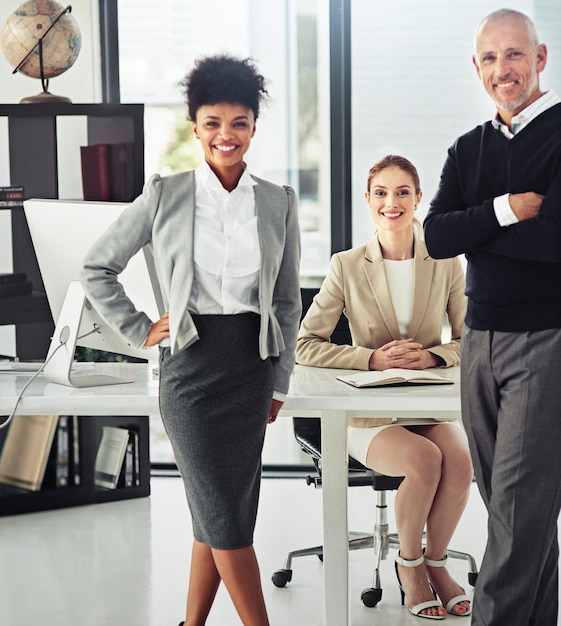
[424,8,561,626]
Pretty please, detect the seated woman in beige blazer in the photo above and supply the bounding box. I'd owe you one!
[297,155,473,621]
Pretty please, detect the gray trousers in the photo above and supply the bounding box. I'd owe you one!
[461,326,561,626]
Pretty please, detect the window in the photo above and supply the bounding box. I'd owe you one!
[118,0,331,279]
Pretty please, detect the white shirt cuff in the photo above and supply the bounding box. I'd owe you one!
[494,194,519,226]
[273,390,286,403]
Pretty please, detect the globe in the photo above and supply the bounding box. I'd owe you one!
[1,0,81,103]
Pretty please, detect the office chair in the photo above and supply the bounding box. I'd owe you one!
[271,288,478,608]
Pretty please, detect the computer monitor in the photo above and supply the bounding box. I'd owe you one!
[23,198,164,387]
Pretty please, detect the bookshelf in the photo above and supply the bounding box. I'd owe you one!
[0,362,155,516]
[0,103,145,360]
[0,414,150,516]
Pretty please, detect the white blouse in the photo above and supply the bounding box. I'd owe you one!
[383,258,414,338]
[189,160,261,315]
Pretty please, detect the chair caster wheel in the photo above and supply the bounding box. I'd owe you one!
[271,569,292,587]
[468,572,478,587]
[361,587,382,607]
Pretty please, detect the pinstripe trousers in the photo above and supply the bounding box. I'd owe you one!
[461,326,561,626]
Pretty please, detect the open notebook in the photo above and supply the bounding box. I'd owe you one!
[336,368,454,388]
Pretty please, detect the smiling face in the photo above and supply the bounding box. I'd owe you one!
[365,166,421,235]
[192,102,256,183]
[473,16,547,122]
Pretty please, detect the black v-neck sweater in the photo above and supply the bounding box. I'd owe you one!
[424,103,561,332]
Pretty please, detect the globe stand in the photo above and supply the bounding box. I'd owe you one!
[19,78,72,104]
[11,4,74,104]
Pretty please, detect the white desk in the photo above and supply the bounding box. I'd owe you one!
[0,362,461,625]
[0,363,161,416]
[281,364,461,626]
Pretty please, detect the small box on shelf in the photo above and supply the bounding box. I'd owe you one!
[0,186,24,209]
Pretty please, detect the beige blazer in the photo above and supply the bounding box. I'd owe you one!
[296,235,466,427]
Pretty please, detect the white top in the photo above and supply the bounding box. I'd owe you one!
[493,90,561,226]
[383,258,414,338]
[189,160,261,315]
[187,162,287,400]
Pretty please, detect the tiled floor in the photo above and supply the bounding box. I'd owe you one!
[0,473,491,626]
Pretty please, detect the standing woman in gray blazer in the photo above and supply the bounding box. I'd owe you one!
[80,54,301,626]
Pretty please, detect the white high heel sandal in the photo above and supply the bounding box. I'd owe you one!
[394,553,445,620]
[424,553,472,616]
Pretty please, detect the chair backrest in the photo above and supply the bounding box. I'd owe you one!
[295,287,404,490]
[297,286,360,468]
[300,287,351,344]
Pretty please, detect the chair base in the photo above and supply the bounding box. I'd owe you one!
[281,414,479,607]
[272,495,479,608]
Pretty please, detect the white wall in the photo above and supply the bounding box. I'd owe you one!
[0,1,100,356]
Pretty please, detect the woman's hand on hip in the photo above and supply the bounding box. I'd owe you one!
[144,312,170,347]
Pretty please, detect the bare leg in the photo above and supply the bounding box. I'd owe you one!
[366,426,446,618]
[212,545,270,626]
[414,424,473,615]
[184,542,269,626]
[184,540,221,626]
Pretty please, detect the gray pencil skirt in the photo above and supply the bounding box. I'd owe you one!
[158,313,273,550]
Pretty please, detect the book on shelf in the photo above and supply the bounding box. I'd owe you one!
[0,415,59,491]
[336,368,454,388]
[124,439,134,487]
[118,429,141,488]
[80,144,111,201]
[94,426,140,490]
[43,415,70,489]
[80,142,135,202]
[55,415,70,487]
[132,430,140,486]
[71,415,81,486]
[44,415,81,488]
[107,142,135,202]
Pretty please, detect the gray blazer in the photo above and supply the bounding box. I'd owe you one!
[80,170,302,394]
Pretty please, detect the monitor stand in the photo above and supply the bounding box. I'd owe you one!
[43,281,133,388]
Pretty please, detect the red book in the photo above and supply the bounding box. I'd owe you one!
[80,144,111,201]
[107,142,135,202]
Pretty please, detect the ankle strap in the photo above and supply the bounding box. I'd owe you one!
[395,553,424,568]
[424,553,448,567]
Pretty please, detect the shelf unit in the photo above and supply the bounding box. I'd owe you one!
[0,414,150,516]
[0,104,149,515]
[0,103,145,360]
